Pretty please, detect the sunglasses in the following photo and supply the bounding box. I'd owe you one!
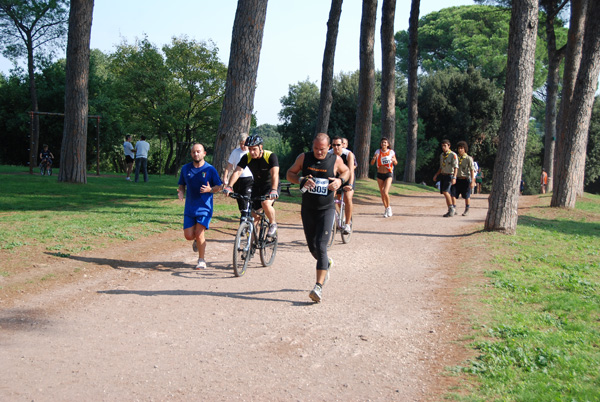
[332,144,342,147]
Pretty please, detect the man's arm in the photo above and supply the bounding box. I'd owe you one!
[177,184,186,201]
[335,156,350,184]
[286,153,305,184]
[223,162,234,186]
[227,166,244,189]
[270,166,280,191]
[346,152,356,186]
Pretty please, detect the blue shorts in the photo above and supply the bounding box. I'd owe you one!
[183,214,211,230]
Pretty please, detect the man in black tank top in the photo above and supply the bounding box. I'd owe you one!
[286,133,350,303]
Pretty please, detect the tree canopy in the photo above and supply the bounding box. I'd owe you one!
[395,5,567,89]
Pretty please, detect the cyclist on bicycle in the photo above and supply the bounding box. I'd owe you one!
[329,136,355,234]
[39,144,54,173]
[225,135,280,237]
[286,133,350,303]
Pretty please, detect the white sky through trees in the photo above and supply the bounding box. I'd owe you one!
[0,0,473,125]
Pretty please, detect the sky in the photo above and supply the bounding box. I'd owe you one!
[0,0,474,125]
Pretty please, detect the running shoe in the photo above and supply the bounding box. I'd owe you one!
[383,208,389,218]
[449,206,456,217]
[192,239,198,252]
[309,284,323,303]
[195,258,206,270]
[387,207,393,217]
[267,223,278,237]
[462,208,470,216]
[343,224,352,234]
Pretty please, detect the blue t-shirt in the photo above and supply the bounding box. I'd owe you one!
[178,162,222,217]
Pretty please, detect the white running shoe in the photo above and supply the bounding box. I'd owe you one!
[195,258,206,270]
[343,224,352,234]
[387,207,393,217]
[309,284,323,303]
[267,223,278,237]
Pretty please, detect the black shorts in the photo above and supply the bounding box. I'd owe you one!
[439,175,453,194]
[452,178,472,199]
[377,172,393,181]
[251,182,273,210]
[125,155,134,164]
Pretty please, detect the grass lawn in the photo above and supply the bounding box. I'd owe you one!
[452,193,600,401]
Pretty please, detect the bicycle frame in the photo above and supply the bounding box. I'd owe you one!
[227,192,278,276]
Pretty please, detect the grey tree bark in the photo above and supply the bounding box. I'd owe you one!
[554,0,588,197]
[58,0,94,184]
[213,0,268,176]
[404,0,420,183]
[380,0,396,152]
[315,0,343,135]
[541,0,568,193]
[551,0,600,208]
[354,0,378,180]
[485,0,538,234]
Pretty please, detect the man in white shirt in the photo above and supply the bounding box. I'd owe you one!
[123,135,136,181]
[134,135,150,183]
[223,133,253,211]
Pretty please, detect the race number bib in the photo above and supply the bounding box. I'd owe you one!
[308,178,329,196]
[381,155,392,166]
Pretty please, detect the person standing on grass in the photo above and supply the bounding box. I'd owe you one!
[433,139,459,217]
[123,135,136,181]
[134,135,150,183]
[177,143,223,270]
[452,141,476,216]
[286,133,350,303]
[370,137,398,218]
[540,169,548,194]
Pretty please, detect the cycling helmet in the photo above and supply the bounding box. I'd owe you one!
[245,135,263,147]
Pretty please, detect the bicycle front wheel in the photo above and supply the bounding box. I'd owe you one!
[260,232,278,267]
[233,221,252,277]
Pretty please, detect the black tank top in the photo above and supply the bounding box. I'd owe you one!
[301,152,336,210]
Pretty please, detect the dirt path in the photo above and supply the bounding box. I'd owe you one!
[0,191,492,401]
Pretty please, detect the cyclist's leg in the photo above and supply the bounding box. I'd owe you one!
[344,188,354,223]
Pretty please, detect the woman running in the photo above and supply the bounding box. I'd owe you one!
[370,137,398,217]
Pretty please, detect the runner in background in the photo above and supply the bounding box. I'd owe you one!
[370,137,398,218]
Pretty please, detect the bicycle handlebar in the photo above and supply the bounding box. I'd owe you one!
[224,191,271,202]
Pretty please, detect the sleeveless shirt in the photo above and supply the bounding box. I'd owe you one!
[301,152,336,210]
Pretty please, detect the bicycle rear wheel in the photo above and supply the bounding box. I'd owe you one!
[260,232,278,267]
[233,221,252,277]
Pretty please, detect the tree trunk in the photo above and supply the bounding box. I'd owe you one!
[542,0,565,193]
[213,0,268,176]
[554,0,588,195]
[380,0,396,152]
[354,0,378,180]
[26,35,40,174]
[315,0,343,135]
[551,0,600,208]
[485,0,538,234]
[58,0,94,183]
[404,0,420,183]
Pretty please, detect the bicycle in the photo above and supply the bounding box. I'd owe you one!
[226,192,278,277]
[40,159,53,176]
[328,188,352,248]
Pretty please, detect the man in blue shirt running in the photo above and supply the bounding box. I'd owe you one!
[177,143,223,269]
